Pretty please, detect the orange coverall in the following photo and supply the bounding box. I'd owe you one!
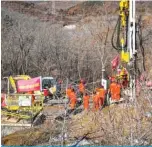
[93,94,100,111]
[98,88,106,106]
[110,82,121,101]
[66,88,72,99]
[69,91,77,109]
[83,95,90,110]
[79,82,85,94]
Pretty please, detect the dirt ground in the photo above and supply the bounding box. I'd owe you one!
[2,100,152,146]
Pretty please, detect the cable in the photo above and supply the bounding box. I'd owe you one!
[111,15,128,52]
[111,16,121,51]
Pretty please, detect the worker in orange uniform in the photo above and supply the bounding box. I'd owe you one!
[78,79,85,98]
[97,85,106,107]
[66,85,72,100]
[69,88,77,110]
[83,92,90,110]
[93,91,100,111]
[109,79,121,101]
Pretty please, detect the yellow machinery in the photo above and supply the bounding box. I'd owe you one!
[111,0,136,100]
[111,0,130,85]
[1,75,59,124]
[1,75,44,124]
[111,0,130,63]
[8,75,31,93]
[2,94,44,123]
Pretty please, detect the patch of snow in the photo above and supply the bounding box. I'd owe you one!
[63,25,76,30]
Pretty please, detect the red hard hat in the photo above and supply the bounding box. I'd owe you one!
[58,80,62,84]
[111,77,116,82]
[68,85,72,88]
[80,79,86,84]
[80,79,83,82]
[100,85,104,88]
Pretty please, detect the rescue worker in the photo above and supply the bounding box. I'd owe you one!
[66,85,72,100]
[121,74,129,88]
[119,67,129,89]
[83,92,90,110]
[93,91,100,111]
[97,85,106,107]
[109,78,121,101]
[78,79,85,97]
[69,88,77,110]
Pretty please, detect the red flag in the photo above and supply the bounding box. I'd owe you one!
[17,77,41,92]
[111,55,119,70]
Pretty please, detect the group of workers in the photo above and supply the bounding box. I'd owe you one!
[66,77,124,111]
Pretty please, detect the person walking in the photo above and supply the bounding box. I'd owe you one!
[69,88,77,110]
[93,91,100,111]
[83,92,90,110]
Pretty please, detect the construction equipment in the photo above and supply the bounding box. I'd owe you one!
[42,77,57,100]
[1,93,44,125]
[1,75,44,125]
[1,75,59,125]
[8,75,31,93]
[109,0,136,104]
[5,75,58,99]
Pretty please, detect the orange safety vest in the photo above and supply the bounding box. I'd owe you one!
[98,88,106,106]
[69,92,77,109]
[66,88,72,98]
[79,83,85,93]
[83,95,90,110]
[110,83,121,101]
[93,94,100,110]
[98,88,106,98]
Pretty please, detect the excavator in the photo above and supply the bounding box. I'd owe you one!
[4,75,57,97]
[1,75,58,125]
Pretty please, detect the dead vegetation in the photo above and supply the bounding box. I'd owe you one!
[2,96,152,146]
[1,1,152,146]
[68,98,152,146]
[2,127,51,146]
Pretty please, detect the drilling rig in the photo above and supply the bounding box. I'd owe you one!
[111,0,136,102]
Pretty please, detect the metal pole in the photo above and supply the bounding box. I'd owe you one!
[129,0,136,102]
[61,78,68,146]
[129,0,133,59]
[102,66,105,80]
[133,0,136,105]
[129,0,133,101]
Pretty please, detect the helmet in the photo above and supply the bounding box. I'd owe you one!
[80,79,83,82]
[111,77,116,82]
[58,80,62,84]
[68,85,72,88]
[100,85,104,88]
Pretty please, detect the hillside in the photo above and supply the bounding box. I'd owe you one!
[1,1,152,78]
[1,1,152,146]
